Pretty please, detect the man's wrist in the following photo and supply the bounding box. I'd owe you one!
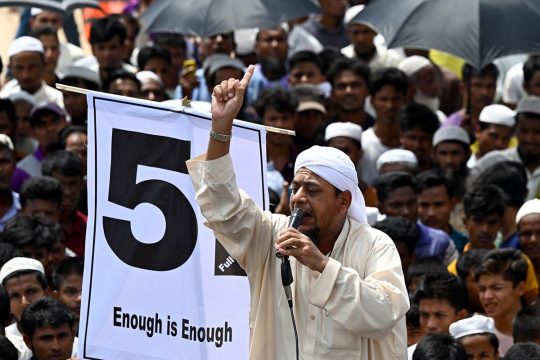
[210,129,232,142]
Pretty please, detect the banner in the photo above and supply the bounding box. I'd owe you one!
[78,92,268,360]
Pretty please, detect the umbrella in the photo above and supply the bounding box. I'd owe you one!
[0,0,101,12]
[141,0,320,37]
[352,0,540,68]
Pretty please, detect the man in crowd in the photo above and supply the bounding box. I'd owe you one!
[0,37,63,108]
[0,135,19,231]
[187,65,408,358]
[360,67,408,184]
[515,199,540,281]
[299,0,349,49]
[57,66,101,126]
[449,315,500,360]
[292,84,326,151]
[375,171,458,265]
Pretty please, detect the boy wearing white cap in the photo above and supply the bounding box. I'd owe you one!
[0,37,63,109]
[0,257,49,359]
[516,199,540,280]
[468,104,516,168]
[449,315,500,360]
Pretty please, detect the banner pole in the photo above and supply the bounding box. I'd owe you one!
[56,83,296,136]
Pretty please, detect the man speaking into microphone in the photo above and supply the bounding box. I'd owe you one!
[187,65,409,359]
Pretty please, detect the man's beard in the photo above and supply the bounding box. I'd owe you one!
[301,226,320,246]
[414,90,440,112]
[518,147,540,166]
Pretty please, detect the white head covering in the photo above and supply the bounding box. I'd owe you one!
[0,257,44,284]
[8,36,44,57]
[325,122,363,143]
[398,56,432,77]
[449,315,496,339]
[516,198,540,225]
[376,149,418,172]
[136,70,164,87]
[479,104,516,128]
[294,146,367,224]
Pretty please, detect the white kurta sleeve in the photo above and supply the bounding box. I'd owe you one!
[309,229,409,340]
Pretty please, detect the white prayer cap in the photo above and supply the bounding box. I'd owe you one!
[516,198,540,225]
[136,71,164,87]
[479,104,516,128]
[345,5,365,25]
[8,36,44,57]
[433,125,470,147]
[62,66,102,87]
[376,149,418,172]
[0,134,14,151]
[30,7,43,16]
[0,257,44,285]
[7,90,36,106]
[325,122,362,143]
[516,95,540,115]
[398,56,432,77]
[294,145,367,224]
[449,315,496,339]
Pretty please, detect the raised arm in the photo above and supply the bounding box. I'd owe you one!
[206,65,254,161]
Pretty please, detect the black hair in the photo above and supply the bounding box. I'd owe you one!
[288,50,323,72]
[461,63,499,84]
[523,57,540,84]
[153,32,187,51]
[406,256,448,291]
[415,169,457,198]
[503,343,540,360]
[42,149,83,178]
[137,45,172,70]
[412,333,467,360]
[318,47,347,76]
[20,176,63,208]
[29,25,58,40]
[474,248,528,286]
[399,103,440,135]
[0,335,17,360]
[21,297,74,339]
[369,67,409,97]
[0,284,10,327]
[406,303,421,328]
[0,242,23,271]
[59,75,100,92]
[3,213,63,252]
[103,69,141,93]
[51,257,84,291]
[459,332,499,354]
[3,269,48,289]
[89,15,127,44]
[0,99,16,126]
[413,272,468,312]
[373,216,418,255]
[513,306,540,343]
[455,248,489,280]
[463,184,506,219]
[375,171,417,203]
[59,125,87,143]
[471,161,527,208]
[326,57,370,85]
[117,13,140,37]
[253,88,298,119]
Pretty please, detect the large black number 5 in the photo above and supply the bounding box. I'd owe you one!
[102,129,197,271]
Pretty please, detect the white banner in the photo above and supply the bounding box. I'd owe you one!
[78,92,268,360]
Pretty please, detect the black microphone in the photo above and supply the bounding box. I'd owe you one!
[278,208,304,309]
[276,208,305,258]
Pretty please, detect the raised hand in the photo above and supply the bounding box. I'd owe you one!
[211,65,254,133]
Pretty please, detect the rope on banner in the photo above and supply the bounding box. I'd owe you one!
[55,84,296,136]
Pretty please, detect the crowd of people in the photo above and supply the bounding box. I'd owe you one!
[0,0,537,359]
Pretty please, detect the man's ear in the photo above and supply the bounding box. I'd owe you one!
[52,289,59,299]
[339,191,352,214]
[23,334,32,349]
[456,308,468,321]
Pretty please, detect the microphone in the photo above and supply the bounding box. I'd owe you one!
[277,208,304,309]
[276,208,304,258]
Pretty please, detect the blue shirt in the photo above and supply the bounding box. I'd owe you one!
[416,221,456,264]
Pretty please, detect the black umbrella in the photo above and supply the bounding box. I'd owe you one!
[352,0,540,68]
[141,0,319,37]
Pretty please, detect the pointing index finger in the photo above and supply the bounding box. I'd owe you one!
[239,64,255,88]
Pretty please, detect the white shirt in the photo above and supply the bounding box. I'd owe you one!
[359,128,397,185]
[0,81,63,108]
[187,154,409,360]
[341,44,403,72]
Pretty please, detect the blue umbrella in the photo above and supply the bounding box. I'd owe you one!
[352,0,540,68]
[141,0,319,37]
